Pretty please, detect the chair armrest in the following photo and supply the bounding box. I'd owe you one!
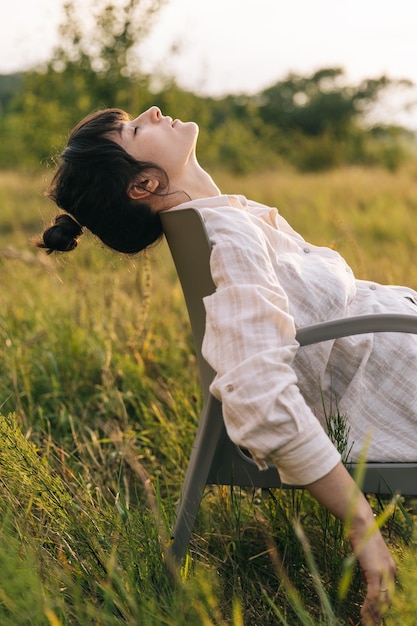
[296,313,417,347]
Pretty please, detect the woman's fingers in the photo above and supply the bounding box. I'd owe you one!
[353,531,396,625]
[361,585,392,625]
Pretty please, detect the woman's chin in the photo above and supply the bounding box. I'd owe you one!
[183,120,199,135]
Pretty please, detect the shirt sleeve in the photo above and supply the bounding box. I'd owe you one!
[200,207,341,485]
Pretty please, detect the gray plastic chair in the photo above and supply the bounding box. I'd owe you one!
[161,207,417,563]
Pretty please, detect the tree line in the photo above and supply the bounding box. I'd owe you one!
[0,0,416,174]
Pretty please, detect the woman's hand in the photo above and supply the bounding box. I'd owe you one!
[349,517,396,625]
[306,462,396,625]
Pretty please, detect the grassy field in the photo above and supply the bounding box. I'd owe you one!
[1,164,417,624]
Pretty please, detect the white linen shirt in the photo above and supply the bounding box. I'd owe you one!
[170,194,417,485]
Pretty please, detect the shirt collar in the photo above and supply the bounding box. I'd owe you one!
[170,194,249,212]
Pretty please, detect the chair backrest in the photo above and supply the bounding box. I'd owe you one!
[161,208,216,400]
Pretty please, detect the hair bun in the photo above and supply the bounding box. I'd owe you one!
[36,213,83,254]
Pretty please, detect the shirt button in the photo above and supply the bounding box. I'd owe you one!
[303,247,310,253]
[369,284,376,290]
[226,384,234,392]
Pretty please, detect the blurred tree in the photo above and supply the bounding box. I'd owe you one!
[258,67,413,136]
[48,0,167,108]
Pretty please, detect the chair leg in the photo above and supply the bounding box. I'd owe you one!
[169,395,225,564]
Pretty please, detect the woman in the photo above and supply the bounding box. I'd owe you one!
[38,105,406,625]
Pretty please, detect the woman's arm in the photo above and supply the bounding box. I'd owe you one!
[201,207,341,483]
[307,462,396,625]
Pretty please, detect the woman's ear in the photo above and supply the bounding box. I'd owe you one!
[127,177,160,200]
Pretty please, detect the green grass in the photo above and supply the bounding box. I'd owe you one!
[1,165,417,624]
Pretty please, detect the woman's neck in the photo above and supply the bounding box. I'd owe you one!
[170,157,221,204]
[154,155,221,212]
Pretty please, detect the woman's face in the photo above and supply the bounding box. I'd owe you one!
[110,106,199,177]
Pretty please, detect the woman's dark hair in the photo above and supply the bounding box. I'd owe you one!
[37,108,166,254]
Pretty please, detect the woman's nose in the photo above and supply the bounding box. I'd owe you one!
[133,106,162,125]
[149,106,162,120]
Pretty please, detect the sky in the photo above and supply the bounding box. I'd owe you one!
[2,0,417,129]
